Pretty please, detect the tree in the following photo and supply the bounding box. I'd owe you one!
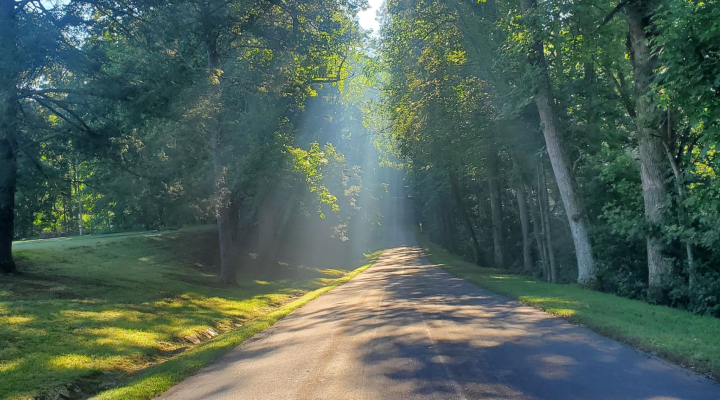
[516,0,597,286]
[624,0,674,300]
[0,0,131,272]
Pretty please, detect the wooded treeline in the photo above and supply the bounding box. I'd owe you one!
[381,0,720,315]
[1,0,389,281]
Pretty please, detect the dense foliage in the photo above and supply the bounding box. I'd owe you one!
[1,0,390,280]
[4,0,720,317]
[380,0,720,316]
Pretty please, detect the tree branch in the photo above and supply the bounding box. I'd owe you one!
[21,147,70,196]
[604,66,636,118]
[13,132,67,154]
[32,94,99,136]
[596,0,630,31]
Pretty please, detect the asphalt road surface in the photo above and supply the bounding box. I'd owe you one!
[160,233,720,400]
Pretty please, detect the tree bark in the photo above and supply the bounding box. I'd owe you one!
[449,170,481,265]
[518,0,596,286]
[626,0,673,300]
[0,138,17,273]
[0,0,19,273]
[486,144,505,268]
[511,155,533,273]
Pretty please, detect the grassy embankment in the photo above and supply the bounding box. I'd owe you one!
[417,233,720,381]
[1,227,381,400]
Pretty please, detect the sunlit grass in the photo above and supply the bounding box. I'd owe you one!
[0,228,381,400]
[417,233,720,381]
[92,255,379,400]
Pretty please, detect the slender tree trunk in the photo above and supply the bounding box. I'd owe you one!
[528,188,548,275]
[63,195,69,234]
[212,143,237,284]
[626,0,673,300]
[661,137,696,287]
[486,144,505,268]
[75,161,84,236]
[77,189,83,235]
[538,160,558,283]
[207,37,236,285]
[0,138,17,273]
[227,196,241,243]
[449,170,481,265]
[435,212,445,246]
[511,155,533,273]
[518,0,596,286]
[444,206,458,253]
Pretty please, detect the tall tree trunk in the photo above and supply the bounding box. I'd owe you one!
[511,155,533,273]
[518,0,596,286]
[0,138,17,273]
[0,0,19,273]
[207,37,236,285]
[212,143,237,284]
[626,0,673,300]
[449,170,481,265]
[486,144,505,268]
[539,160,558,283]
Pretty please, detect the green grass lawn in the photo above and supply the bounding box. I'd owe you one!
[0,228,381,400]
[417,234,720,381]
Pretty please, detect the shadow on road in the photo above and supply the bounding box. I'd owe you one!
[278,246,719,400]
[160,239,720,400]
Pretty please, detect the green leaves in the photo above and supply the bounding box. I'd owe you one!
[288,142,344,217]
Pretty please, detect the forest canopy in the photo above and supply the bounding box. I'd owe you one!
[3,0,720,317]
[380,0,720,315]
[0,0,392,282]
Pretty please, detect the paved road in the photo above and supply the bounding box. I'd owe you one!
[160,238,720,399]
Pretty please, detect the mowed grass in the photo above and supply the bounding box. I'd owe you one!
[0,228,381,400]
[417,234,720,381]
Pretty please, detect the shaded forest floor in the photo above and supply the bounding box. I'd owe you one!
[417,234,720,382]
[0,228,381,400]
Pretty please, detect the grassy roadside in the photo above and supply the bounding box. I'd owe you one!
[417,233,720,381]
[91,251,380,400]
[0,228,381,400]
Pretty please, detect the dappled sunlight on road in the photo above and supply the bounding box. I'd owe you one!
[159,236,720,400]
